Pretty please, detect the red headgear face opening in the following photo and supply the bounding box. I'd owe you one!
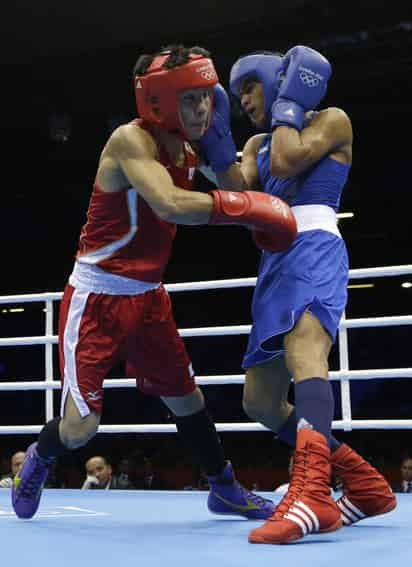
[135,52,219,139]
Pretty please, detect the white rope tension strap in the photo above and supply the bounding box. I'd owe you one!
[0,264,411,434]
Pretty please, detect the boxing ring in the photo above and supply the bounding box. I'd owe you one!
[0,263,411,565]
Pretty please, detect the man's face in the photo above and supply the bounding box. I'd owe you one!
[86,457,112,487]
[179,87,213,140]
[239,78,265,128]
[401,458,412,481]
[11,452,25,476]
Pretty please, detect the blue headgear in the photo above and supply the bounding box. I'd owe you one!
[229,52,283,130]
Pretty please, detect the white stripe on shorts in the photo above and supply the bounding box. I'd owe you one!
[60,288,91,418]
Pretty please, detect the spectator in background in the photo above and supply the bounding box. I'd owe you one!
[81,456,134,490]
[138,455,159,489]
[44,461,64,488]
[112,457,134,488]
[111,455,161,489]
[183,466,209,491]
[392,456,412,493]
[0,451,25,488]
[138,455,166,490]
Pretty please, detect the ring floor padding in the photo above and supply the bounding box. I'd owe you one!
[0,489,408,566]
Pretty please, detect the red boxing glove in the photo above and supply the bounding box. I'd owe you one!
[251,229,295,253]
[209,190,297,252]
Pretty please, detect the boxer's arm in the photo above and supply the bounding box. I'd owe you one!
[209,190,297,252]
[104,123,213,225]
[100,123,295,245]
[270,107,352,178]
[216,162,248,191]
[198,161,249,191]
[201,134,262,191]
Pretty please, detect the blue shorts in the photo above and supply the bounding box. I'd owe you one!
[242,230,349,369]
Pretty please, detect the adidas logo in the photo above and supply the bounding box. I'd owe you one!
[336,496,366,525]
[284,500,320,535]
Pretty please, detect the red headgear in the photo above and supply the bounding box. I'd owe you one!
[135,51,219,139]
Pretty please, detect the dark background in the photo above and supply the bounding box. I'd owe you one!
[0,1,411,480]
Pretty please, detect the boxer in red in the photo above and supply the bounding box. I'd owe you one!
[12,45,296,520]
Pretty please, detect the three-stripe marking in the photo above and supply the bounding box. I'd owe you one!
[336,496,366,525]
[284,500,320,535]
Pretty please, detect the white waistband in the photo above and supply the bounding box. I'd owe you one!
[69,262,161,295]
[291,205,341,238]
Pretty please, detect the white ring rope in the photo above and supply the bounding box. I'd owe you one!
[1,420,412,435]
[1,369,412,391]
[1,264,411,303]
[0,264,411,434]
[0,316,411,347]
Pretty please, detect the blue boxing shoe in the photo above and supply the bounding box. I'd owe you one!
[207,461,275,519]
[12,442,52,519]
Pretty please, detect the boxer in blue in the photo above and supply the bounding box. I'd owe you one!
[199,46,396,544]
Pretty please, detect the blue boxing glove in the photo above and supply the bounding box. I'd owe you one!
[198,84,237,173]
[271,46,332,131]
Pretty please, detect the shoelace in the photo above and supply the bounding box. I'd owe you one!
[273,443,333,522]
[272,447,306,521]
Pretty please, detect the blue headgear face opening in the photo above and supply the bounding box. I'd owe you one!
[229,53,283,130]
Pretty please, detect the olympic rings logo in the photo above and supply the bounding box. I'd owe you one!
[299,71,320,88]
[201,71,216,81]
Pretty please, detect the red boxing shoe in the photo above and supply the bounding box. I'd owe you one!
[331,444,397,525]
[249,427,342,544]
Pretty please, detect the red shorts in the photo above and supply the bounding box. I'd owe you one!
[58,283,195,417]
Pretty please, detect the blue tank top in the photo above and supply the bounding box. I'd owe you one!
[256,134,351,211]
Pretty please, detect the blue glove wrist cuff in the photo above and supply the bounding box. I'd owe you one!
[271,99,305,131]
[200,130,237,173]
[213,135,237,172]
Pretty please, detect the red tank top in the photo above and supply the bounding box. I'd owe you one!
[76,119,198,282]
